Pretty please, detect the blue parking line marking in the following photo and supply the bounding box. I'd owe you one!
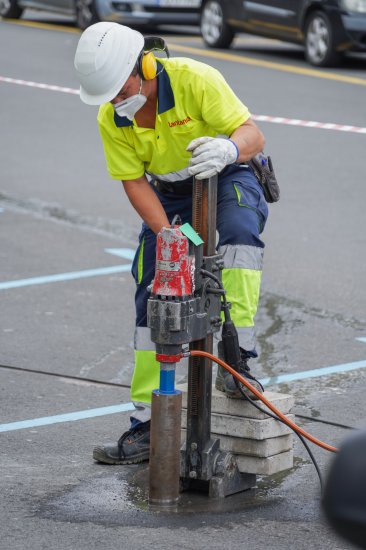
[0,402,136,433]
[2,356,366,433]
[356,337,366,344]
[105,248,135,260]
[0,248,136,290]
[259,359,366,386]
[0,264,132,290]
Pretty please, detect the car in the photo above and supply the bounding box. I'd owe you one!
[0,0,201,31]
[200,0,366,66]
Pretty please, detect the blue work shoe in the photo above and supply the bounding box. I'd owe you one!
[93,421,150,465]
[215,344,263,400]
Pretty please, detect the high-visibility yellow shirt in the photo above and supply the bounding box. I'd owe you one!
[97,57,250,182]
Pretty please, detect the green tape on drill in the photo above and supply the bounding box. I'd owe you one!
[179,223,204,246]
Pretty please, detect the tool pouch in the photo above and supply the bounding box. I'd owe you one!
[248,152,280,203]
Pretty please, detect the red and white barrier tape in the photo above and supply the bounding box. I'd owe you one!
[1,75,366,135]
[0,76,79,95]
[252,114,366,134]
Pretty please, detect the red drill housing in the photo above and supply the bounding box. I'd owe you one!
[152,226,194,298]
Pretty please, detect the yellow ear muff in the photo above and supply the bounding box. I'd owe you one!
[141,52,157,80]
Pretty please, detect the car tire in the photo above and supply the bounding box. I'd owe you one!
[201,0,235,49]
[0,0,23,19]
[304,11,343,67]
[75,0,100,30]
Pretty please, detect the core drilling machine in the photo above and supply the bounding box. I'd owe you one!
[147,175,256,506]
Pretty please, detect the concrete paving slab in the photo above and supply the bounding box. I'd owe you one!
[181,430,293,457]
[211,433,293,458]
[179,384,295,419]
[182,410,294,439]
[236,449,294,475]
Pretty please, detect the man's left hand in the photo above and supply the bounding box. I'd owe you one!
[187,137,238,180]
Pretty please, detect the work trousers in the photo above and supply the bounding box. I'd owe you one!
[130,164,268,421]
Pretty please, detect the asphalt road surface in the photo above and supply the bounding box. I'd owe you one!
[1,16,366,550]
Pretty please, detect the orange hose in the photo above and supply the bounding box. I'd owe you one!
[189,350,338,453]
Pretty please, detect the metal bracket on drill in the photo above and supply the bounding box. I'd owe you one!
[180,442,256,497]
[209,452,256,498]
[181,437,220,482]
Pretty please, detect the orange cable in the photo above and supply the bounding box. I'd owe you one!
[189,350,338,453]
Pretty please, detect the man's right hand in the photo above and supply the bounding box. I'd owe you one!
[187,136,238,179]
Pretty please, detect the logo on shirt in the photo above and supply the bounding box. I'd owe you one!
[168,116,191,128]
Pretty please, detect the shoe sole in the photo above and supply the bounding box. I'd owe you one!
[215,380,225,392]
[216,379,242,399]
[215,380,261,400]
[92,447,150,465]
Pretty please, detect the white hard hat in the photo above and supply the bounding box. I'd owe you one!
[74,22,144,105]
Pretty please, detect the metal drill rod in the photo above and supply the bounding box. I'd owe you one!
[149,360,182,505]
[185,175,218,481]
[149,383,182,505]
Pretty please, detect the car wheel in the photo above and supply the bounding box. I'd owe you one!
[304,11,342,67]
[0,0,23,18]
[201,0,235,49]
[75,0,100,30]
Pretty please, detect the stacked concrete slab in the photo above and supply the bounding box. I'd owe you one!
[178,384,294,476]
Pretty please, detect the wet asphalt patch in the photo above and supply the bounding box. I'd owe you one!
[37,459,318,530]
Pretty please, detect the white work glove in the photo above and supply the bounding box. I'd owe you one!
[187,137,239,180]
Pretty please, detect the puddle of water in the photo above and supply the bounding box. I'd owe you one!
[126,467,273,515]
[38,457,305,527]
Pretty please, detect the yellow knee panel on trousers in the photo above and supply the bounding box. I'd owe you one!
[222,268,262,327]
[130,349,160,404]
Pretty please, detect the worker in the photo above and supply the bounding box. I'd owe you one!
[74,22,268,465]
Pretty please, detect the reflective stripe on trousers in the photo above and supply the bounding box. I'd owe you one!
[219,243,263,354]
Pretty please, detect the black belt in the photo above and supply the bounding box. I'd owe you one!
[153,177,193,196]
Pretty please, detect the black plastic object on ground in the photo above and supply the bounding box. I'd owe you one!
[323,430,366,549]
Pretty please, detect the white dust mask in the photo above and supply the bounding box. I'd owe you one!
[113,78,147,121]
